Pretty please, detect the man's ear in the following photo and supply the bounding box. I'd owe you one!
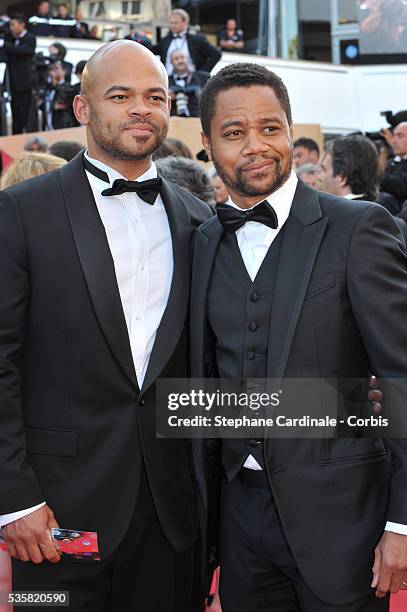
[73,95,90,126]
[201,131,212,161]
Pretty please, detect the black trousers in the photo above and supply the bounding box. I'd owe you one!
[11,91,33,134]
[12,465,195,611]
[219,472,390,612]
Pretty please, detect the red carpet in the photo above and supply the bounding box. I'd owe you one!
[391,591,407,611]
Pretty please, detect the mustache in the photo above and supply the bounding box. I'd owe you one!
[238,156,280,171]
[119,119,158,130]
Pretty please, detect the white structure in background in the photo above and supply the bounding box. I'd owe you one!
[76,0,170,40]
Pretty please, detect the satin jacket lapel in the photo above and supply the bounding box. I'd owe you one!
[60,154,138,389]
[190,216,223,509]
[267,182,328,381]
[190,216,224,378]
[141,180,192,393]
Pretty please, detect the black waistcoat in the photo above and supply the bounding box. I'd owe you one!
[207,228,284,481]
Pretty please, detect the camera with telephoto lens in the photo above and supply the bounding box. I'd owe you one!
[170,83,201,117]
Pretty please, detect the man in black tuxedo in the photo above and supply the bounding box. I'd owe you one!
[0,40,211,611]
[190,63,407,611]
[381,122,407,210]
[0,14,36,134]
[154,8,220,78]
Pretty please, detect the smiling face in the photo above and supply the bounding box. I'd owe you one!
[202,85,293,208]
[74,42,170,170]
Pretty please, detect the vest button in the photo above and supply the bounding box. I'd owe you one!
[249,291,260,302]
[138,397,145,407]
[247,350,256,360]
[248,321,258,332]
[249,438,260,448]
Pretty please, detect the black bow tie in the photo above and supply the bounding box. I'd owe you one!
[83,155,162,205]
[216,200,278,232]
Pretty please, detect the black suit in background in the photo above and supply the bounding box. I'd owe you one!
[0,32,36,133]
[0,153,212,611]
[154,31,221,74]
[381,157,407,209]
[190,182,407,611]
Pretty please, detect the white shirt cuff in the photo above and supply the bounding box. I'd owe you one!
[385,521,407,535]
[0,502,46,528]
[0,40,4,47]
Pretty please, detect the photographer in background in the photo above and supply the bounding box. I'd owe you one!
[168,49,208,117]
[48,42,72,82]
[381,122,407,211]
[45,61,75,129]
[0,14,36,134]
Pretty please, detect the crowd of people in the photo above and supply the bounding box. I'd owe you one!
[0,6,246,132]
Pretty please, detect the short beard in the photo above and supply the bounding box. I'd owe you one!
[212,152,293,198]
[89,115,168,161]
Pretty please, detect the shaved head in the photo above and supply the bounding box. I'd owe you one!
[81,40,168,98]
[73,40,170,177]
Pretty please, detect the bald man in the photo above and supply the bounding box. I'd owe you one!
[0,41,212,611]
[381,122,407,210]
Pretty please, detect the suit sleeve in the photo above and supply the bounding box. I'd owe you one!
[0,191,44,514]
[195,35,221,73]
[2,35,36,56]
[346,204,407,524]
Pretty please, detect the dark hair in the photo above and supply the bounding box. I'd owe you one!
[152,138,193,160]
[48,141,84,162]
[293,137,320,155]
[200,63,292,136]
[327,135,379,202]
[38,0,49,5]
[155,156,214,206]
[9,13,26,24]
[50,42,67,59]
[75,60,87,75]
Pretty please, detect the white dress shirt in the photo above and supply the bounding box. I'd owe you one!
[165,31,194,76]
[226,171,406,535]
[0,153,173,530]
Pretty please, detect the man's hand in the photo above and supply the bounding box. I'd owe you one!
[2,505,61,564]
[371,531,407,597]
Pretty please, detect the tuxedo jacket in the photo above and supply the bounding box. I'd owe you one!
[0,32,36,92]
[0,153,212,559]
[154,32,221,74]
[190,180,407,605]
[381,157,407,206]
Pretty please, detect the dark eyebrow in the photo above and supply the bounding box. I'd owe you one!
[257,116,284,124]
[104,86,167,97]
[104,85,131,96]
[221,120,244,130]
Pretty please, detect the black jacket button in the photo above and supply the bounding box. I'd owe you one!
[138,397,145,407]
[249,292,259,302]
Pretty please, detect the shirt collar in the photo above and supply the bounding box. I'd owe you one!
[343,193,365,200]
[226,169,298,228]
[173,30,187,38]
[84,150,158,186]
